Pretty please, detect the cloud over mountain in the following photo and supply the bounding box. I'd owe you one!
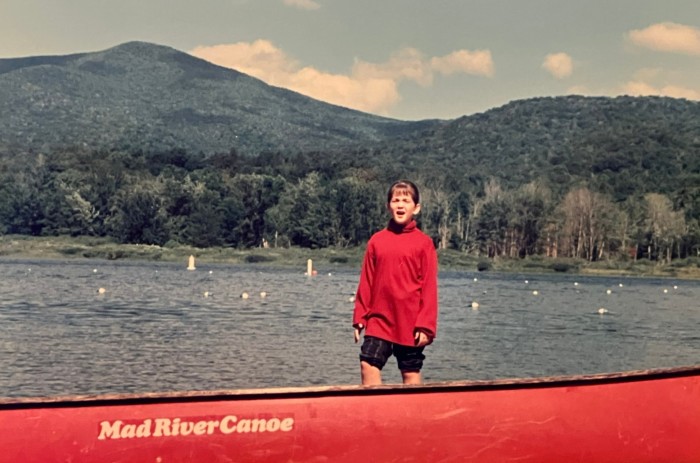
[542,53,573,79]
[190,41,494,115]
[628,22,700,56]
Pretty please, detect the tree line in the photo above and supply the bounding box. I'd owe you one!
[0,146,698,263]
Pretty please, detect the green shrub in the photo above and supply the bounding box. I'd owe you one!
[107,250,126,260]
[670,256,700,268]
[245,254,276,263]
[551,262,573,272]
[59,247,85,256]
[477,260,491,271]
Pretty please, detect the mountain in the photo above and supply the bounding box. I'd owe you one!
[2,40,699,198]
[0,41,439,155]
[370,95,700,198]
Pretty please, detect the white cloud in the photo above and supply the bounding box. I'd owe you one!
[542,53,573,79]
[618,66,700,101]
[628,22,700,55]
[189,41,494,115]
[430,49,494,77]
[562,76,700,101]
[282,0,321,10]
[351,48,493,87]
[352,48,435,87]
[622,81,700,100]
[288,67,400,114]
[189,40,299,82]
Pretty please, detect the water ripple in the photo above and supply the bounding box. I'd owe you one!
[1,260,699,397]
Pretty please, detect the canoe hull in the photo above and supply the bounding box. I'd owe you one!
[2,366,699,462]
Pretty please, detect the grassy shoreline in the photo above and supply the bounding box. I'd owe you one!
[1,235,699,280]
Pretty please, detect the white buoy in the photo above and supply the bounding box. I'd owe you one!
[663,288,668,293]
[349,296,356,303]
[260,291,267,298]
[673,285,678,290]
[473,278,478,282]
[532,290,538,295]
[574,282,579,286]
[619,283,624,287]
[93,269,97,273]
[98,287,106,294]
[524,280,529,284]
[471,301,480,310]
[598,307,608,314]
[241,292,249,299]
[203,291,211,298]
[187,255,196,271]
[606,289,612,294]
[209,270,213,274]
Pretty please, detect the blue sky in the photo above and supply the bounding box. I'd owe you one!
[2,0,699,120]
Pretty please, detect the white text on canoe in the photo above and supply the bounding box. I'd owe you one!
[97,415,295,440]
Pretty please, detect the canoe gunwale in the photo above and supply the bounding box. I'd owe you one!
[2,363,699,410]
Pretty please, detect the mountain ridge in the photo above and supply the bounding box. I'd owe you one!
[1,39,699,194]
[0,41,438,155]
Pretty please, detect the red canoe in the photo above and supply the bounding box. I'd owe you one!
[2,365,699,462]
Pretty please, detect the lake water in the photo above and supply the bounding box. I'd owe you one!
[1,258,699,398]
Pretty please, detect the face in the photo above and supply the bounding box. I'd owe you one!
[388,189,421,226]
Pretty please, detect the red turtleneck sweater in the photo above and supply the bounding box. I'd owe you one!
[353,220,438,346]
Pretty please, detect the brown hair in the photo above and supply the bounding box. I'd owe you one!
[386,180,420,205]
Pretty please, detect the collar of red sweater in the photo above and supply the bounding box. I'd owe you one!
[387,219,417,234]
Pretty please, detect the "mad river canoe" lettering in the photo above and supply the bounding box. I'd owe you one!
[98,415,295,440]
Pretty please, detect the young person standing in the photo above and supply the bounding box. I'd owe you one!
[353,180,439,385]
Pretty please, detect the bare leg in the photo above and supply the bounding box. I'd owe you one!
[401,370,422,385]
[360,360,382,385]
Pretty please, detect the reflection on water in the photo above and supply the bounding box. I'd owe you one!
[1,258,699,397]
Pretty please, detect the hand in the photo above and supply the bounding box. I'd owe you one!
[414,330,429,347]
[354,324,364,343]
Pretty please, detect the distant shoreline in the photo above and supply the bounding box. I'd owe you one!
[1,235,698,280]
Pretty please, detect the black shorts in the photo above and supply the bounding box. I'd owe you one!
[360,336,425,372]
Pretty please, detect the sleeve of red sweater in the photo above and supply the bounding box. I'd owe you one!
[353,241,374,327]
[415,238,438,340]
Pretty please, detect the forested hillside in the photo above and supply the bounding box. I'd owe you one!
[0,41,698,264]
[0,42,436,155]
[386,95,700,199]
[1,94,699,266]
